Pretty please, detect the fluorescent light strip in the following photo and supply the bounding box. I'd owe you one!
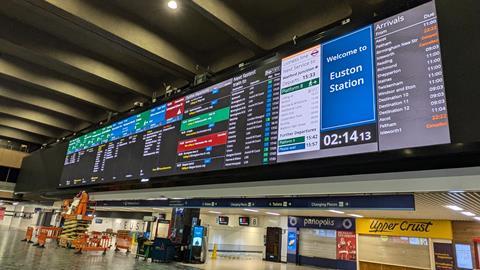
[208,211,222,214]
[474,217,480,221]
[462,211,476,217]
[328,210,345,214]
[444,205,463,211]
[348,214,364,218]
[265,212,280,216]
[243,208,259,213]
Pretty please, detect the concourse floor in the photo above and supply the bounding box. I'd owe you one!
[184,257,331,270]
[0,228,326,270]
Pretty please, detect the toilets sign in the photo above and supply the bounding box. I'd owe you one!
[288,216,355,231]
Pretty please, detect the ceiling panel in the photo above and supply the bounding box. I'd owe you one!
[0,0,414,146]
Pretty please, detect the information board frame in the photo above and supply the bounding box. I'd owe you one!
[58,0,460,191]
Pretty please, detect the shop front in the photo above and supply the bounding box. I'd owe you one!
[356,218,453,270]
[287,216,357,270]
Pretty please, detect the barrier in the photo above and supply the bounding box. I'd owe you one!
[21,227,35,243]
[73,232,111,255]
[35,227,62,248]
[115,235,132,253]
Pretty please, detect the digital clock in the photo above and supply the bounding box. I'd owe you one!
[321,125,377,149]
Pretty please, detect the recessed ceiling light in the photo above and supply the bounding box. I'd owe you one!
[474,217,480,221]
[208,211,222,214]
[265,212,280,216]
[448,190,465,193]
[348,214,364,218]
[445,205,463,211]
[167,0,178,9]
[328,210,345,214]
[243,208,259,213]
[462,211,476,217]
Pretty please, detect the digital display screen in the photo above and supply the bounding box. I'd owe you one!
[192,226,204,247]
[218,216,229,225]
[59,1,450,187]
[239,217,250,226]
[455,243,473,269]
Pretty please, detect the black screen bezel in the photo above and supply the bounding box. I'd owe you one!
[57,0,475,193]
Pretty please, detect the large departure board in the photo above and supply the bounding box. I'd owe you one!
[59,1,450,187]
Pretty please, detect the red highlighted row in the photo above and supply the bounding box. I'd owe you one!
[177,131,228,153]
[166,97,185,119]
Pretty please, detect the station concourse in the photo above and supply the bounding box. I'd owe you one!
[1,0,480,270]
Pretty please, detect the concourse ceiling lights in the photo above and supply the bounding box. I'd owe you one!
[208,211,222,214]
[444,205,463,211]
[167,0,178,9]
[265,212,281,216]
[348,214,364,218]
[461,211,476,217]
[243,208,259,213]
[328,210,345,214]
[474,217,480,221]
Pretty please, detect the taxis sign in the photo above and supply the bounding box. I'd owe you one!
[357,218,452,239]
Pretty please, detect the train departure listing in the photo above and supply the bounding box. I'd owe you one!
[59,1,450,187]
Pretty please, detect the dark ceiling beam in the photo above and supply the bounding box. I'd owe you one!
[0,113,67,139]
[0,98,87,132]
[189,0,266,53]
[31,0,199,79]
[0,79,101,123]
[0,125,50,145]
[0,55,123,112]
[0,16,154,99]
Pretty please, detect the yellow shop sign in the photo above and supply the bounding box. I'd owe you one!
[357,218,452,239]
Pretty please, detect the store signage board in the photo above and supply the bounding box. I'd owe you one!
[288,216,355,231]
[356,218,452,239]
[96,194,414,210]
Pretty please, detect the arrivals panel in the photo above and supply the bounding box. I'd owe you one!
[60,1,450,187]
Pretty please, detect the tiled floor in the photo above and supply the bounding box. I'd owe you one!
[183,258,330,270]
[0,228,325,270]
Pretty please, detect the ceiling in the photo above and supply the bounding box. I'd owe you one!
[94,192,480,222]
[0,0,415,147]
